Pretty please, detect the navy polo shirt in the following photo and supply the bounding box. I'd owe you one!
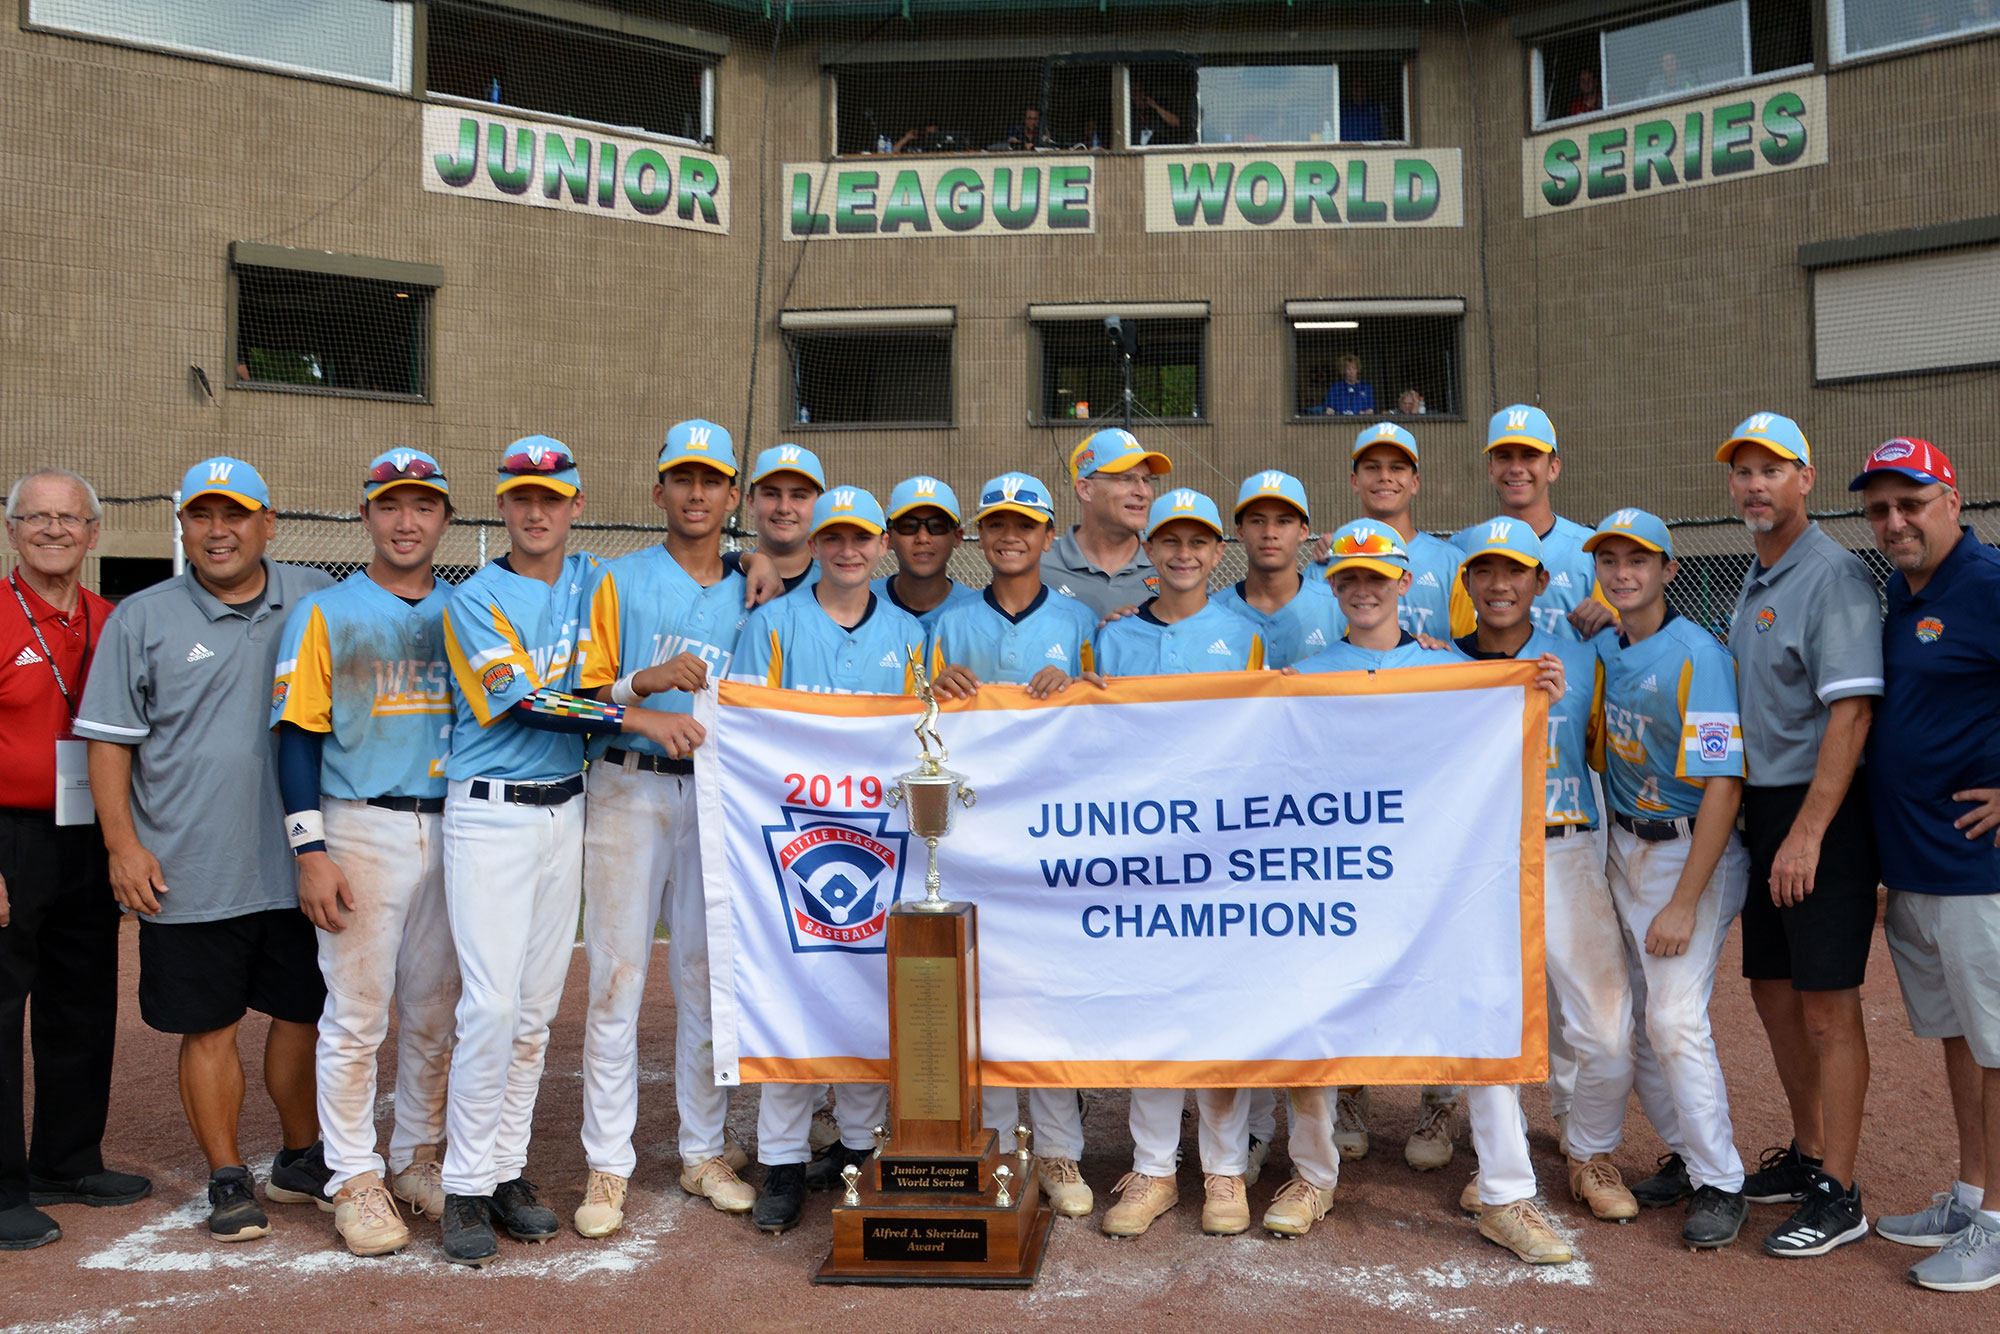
[1867,528,2000,896]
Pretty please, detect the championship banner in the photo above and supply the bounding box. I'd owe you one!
[695,663,1547,1090]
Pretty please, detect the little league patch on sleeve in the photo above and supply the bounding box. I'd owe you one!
[480,662,516,695]
[271,681,289,709]
[1696,720,1732,762]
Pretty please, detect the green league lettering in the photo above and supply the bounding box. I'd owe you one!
[1047,165,1091,229]
[991,167,1042,230]
[880,170,931,232]
[836,171,878,234]
[790,172,831,236]
[934,168,983,231]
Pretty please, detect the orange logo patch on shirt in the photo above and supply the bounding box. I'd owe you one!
[1754,607,1777,633]
[480,662,517,695]
[1916,617,1944,644]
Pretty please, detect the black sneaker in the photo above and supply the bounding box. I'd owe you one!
[1683,1184,1747,1248]
[1632,1153,1694,1208]
[440,1193,499,1267]
[803,1142,873,1192]
[207,1165,271,1242]
[754,1162,808,1233]
[0,1203,62,1251]
[266,1141,334,1212]
[1743,1139,1821,1205]
[1764,1171,1869,1257]
[29,1169,153,1207]
[489,1177,559,1241]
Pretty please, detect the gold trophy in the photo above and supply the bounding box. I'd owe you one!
[884,650,976,912]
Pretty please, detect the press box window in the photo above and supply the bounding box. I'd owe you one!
[1832,0,2000,61]
[1288,301,1464,420]
[428,2,715,145]
[831,59,1113,155]
[1127,56,1406,147]
[27,0,411,90]
[1808,241,2000,385]
[230,244,440,402]
[782,311,954,428]
[1530,0,1811,128]
[1029,307,1206,424]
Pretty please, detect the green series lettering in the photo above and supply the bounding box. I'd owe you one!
[1630,120,1677,190]
[1711,101,1756,175]
[1542,140,1582,207]
[1586,129,1627,199]
[1760,92,1807,166]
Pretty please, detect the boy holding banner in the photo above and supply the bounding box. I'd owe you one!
[928,470,1102,1218]
[1092,489,1266,1238]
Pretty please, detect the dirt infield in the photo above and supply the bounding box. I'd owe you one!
[1,907,1967,1333]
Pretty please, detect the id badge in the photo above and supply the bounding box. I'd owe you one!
[55,738,95,826]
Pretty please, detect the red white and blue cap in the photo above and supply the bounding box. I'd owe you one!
[1486,404,1558,454]
[179,456,271,511]
[1070,428,1173,482]
[659,419,736,476]
[750,443,826,490]
[1353,420,1419,465]
[1716,411,1810,466]
[364,448,449,500]
[1143,488,1224,539]
[973,472,1055,525]
[495,435,581,497]
[810,486,886,538]
[888,476,962,523]
[1233,470,1311,522]
[1847,437,1956,491]
[1456,515,1544,572]
[1323,518,1410,580]
[1583,507,1676,561]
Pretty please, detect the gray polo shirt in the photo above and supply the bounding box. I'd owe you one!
[1727,522,1884,788]
[1040,526,1159,620]
[76,559,334,924]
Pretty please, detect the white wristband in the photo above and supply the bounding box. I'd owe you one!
[286,809,326,850]
[611,673,643,707]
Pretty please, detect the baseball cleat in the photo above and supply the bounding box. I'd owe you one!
[1101,1172,1178,1237]
[1682,1184,1748,1249]
[28,1169,152,1208]
[1405,1097,1456,1172]
[1200,1174,1250,1235]
[1478,1198,1572,1264]
[333,1172,409,1257]
[1262,1178,1335,1237]
[1908,1218,2000,1292]
[804,1141,872,1192]
[1742,1139,1821,1206]
[1035,1157,1094,1217]
[681,1156,755,1213]
[1568,1154,1639,1222]
[1459,1175,1483,1216]
[206,1166,271,1243]
[721,1134,752,1175]
[1763,1172,1868,1258]
[574,1170,628,1237]
[1554,1112,1573,1162]
[1333,1088,1370,1161]
[1878,1189,1979,1248]
[266,1140,335,1212]
[1244,1134,1270,1189]
[807,1106,841,1154]
[1632,1152,1693,1208]
[753,1162,807,1232]
[440,1193,499,1267]
[0,1203,61,1251]
[389,1145,446,1221]
[489,1177,559,1242]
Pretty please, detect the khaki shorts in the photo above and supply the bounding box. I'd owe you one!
[1884,889,2000,1068]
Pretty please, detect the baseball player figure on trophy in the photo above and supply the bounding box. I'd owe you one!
[816,651,1054,1285]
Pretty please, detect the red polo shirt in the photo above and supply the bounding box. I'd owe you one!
[0,572,111,810]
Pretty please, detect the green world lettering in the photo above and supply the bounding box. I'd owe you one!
[1169,162,1233,227]
[1293,161,1339,223]
[1233,161,1286,226]
[1391,159,1440,222]
[1345,160,1387,222]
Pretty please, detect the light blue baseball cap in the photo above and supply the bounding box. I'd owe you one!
[1070,428,1173,482]
[1352,421,1420,466]
[1456,515,1544,573]
[180,456,271,512]
[364,448,449,500]
[1716,411,1809,467]
[659,418,736,476]
[495,435,580,497]
[973,472,1056,525]
[1323,518,1410,580]
[1233,470,1311,522]
[1143,488,1224,539]
[1487,404,1558,454]
[1583,507,1676,561]
[809,485,886,538]
[887,476,962,524]
[750,443,827,490]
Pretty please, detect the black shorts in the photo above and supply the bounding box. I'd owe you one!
[137,908,326,1034]
[1739,780,1881,991]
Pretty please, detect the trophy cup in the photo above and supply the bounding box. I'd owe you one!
[815,651,1054,1287]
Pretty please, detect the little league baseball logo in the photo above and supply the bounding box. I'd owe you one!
[1755,607,1777,633]
[1696,721,1732,762]
[761,807,910,953]
[1917,617,1944,644]
[480,662,516,694]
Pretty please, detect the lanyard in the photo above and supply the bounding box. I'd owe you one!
[8,572,89,719]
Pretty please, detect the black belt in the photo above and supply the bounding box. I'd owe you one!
[468,774,585,807]
[603,747,693,777]
[1613,811,1692,842]
[1545,823,1596,840]
[366,795,445,814]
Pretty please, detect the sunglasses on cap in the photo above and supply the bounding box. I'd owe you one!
[980,487,1049,509]
[498,446,576,475]
[369,457,445,484]
[1331,530,1400,557]
[891,516,957,537]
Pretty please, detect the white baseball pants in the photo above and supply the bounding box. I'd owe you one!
[757,1082,888,1163]
[1608,825,1749,1193]
[980,1087,1086,1161]
[314,799,459,1194]
[1543,827,1636,1158]
[440,778,585,1197]
[1129,1088,1247,1177]
[1248,1088,1342,1191]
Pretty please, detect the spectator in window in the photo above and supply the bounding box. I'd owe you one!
[1567,69,1602,117]
[1647,50,1695,99]
[1397,388,1427,416]
[1006,107,1047,150]
[891,122,941,153]
[1131,85,1182,146]
[1321,355,1375,415]
[1339,97,1385,144]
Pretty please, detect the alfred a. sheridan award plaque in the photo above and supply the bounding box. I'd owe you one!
[815,652,1055,1286]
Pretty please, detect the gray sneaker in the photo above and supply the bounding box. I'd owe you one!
[1878,1190,1978,1248]
[1909,1218,2000,1292]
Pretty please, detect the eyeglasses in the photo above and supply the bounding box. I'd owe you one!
[9,512,94,532]
[1862,489,1949,523]
[891,517,958,537]
[498,447,575,476]
[369,456,445,484]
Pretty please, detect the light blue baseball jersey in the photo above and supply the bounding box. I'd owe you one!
[1452,626,1604,829]
[1292,632,1459,673]
[1398,532,1460,639]
[1451,515,1601,640]
[579,545,750,758]
[1210,575,1346,670]
[872,575,979,634]
[272,571,452,801]
[730,586,924,694]
[929,585,1098,683]
[441,551,597,782]
[1593,614,1743,820]
[1093,600,1265,675]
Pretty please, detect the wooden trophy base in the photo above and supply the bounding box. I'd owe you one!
[814,1130,1056,1287]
